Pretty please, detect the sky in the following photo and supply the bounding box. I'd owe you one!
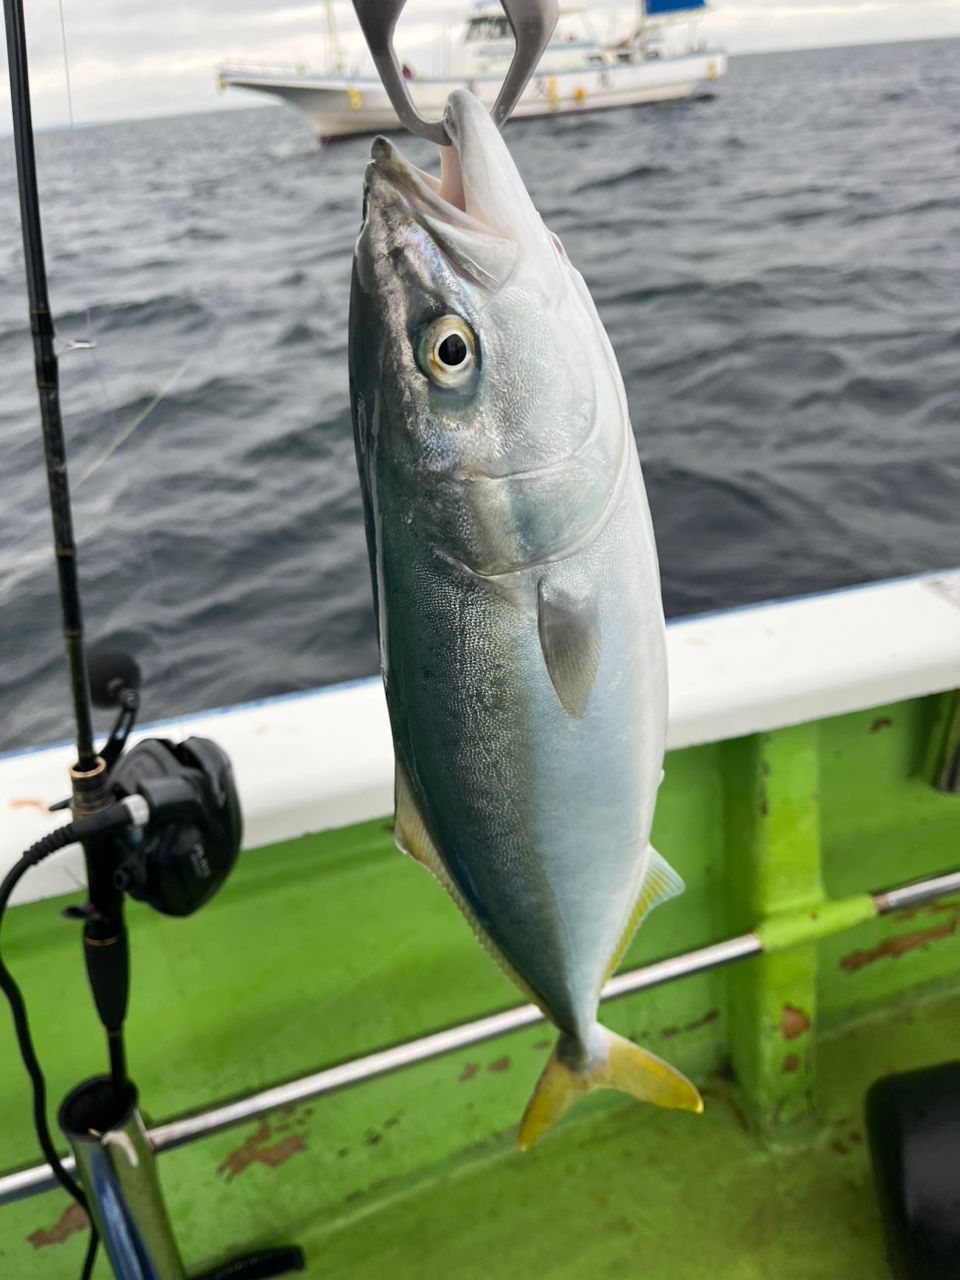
[1,0,958,131]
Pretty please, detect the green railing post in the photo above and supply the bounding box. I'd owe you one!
[723,724,822,1144]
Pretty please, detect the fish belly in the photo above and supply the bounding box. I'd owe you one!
[381,456,666,1041]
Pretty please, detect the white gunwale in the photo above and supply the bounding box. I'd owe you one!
[2,569,958,905]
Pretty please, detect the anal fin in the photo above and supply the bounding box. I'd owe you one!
[393,756,548,1014]
[605,846,685,980]
[394,756,445,874]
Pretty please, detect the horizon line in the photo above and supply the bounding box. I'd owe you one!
[1,29,957,137]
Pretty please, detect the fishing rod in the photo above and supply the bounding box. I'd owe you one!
[3,0,95,775]
[1,2,304,1275]
[3,0,131,1187]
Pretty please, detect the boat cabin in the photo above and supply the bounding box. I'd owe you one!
[458,4,612,74]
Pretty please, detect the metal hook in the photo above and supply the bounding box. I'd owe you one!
[351,0,559,145]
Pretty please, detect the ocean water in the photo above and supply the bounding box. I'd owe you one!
[0,39,958,753]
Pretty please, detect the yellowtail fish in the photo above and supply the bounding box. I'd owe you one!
[349,90,701,1148]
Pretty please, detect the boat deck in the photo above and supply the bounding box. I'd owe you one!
[3,577,959,1276]
[2,685,959,1275]
[313,989,960,1280]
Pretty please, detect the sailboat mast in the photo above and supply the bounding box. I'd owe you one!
[324,0,343,72]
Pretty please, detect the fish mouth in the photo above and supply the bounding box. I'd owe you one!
[366,137,504,241]
[364,91,515,243]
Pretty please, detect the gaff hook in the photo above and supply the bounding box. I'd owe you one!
[351,0,559,145]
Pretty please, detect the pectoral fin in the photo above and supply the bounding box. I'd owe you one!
[536,578,601,719]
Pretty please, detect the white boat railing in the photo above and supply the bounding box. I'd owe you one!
[2,570,959,905]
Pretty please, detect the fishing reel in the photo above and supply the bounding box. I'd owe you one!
[85,649,242,917]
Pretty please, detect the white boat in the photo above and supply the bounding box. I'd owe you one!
[217,2,727,142]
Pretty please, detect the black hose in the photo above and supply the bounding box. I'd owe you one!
[194,1246,307,1280]
[79,1223,99,1279]
[0,831,92,1207]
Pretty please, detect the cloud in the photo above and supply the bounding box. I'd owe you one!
[1,0,958,129]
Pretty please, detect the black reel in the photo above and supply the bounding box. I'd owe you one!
[84,648,243,916]
[110,737,242,917]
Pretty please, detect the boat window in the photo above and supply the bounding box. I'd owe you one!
[465,16,512,42]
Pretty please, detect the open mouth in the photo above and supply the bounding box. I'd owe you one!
[366,134,506,240]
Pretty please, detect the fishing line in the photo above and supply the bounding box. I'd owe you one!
[54,0,193,494]
[74,352,193,488]
[55,0,120,432]
[0,0,193,746]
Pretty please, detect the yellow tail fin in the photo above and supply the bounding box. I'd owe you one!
[518,1026,703,1150]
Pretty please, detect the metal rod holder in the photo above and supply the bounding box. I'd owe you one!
[924,690,960,794]
[60,1077,186,1280]
[3,865,955,1210]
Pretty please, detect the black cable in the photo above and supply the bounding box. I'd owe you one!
[194,1246,307,1280]
[0,807,140,1189]
[0,809,139,1274]
[0,830,92,1208]
[80,1222,99,1279]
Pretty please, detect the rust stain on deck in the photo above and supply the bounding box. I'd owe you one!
[458,1062,479,1083]
[661,1010,719,1040]
[218,1121,307,1181]
[700,1084,750,1133]
[895,900,960,923]
[10,797,51,814]
[684,1009,719,1033]
[868,717,893,734]
[780,1004,811,1040]
[782,1054,800,1074]
[840,919,957,972]
[488,1055,511,1073]
[27,1203,89,1248]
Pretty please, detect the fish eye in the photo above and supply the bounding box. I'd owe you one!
[419,315,477,388]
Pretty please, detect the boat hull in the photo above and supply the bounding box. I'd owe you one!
[2,574,959,1274]
[218,53,727,141]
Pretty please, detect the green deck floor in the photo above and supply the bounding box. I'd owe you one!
[7,985,960,1278]
[314,989,928,1280]
[2,696,958,1276]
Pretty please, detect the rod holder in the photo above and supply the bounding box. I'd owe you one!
[60,1076,186,1280]
[924,689,960,794]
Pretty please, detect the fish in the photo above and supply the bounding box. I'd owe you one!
[349,89,702,1148]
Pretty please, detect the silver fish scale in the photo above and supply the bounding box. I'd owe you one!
[349,98,668,1048]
